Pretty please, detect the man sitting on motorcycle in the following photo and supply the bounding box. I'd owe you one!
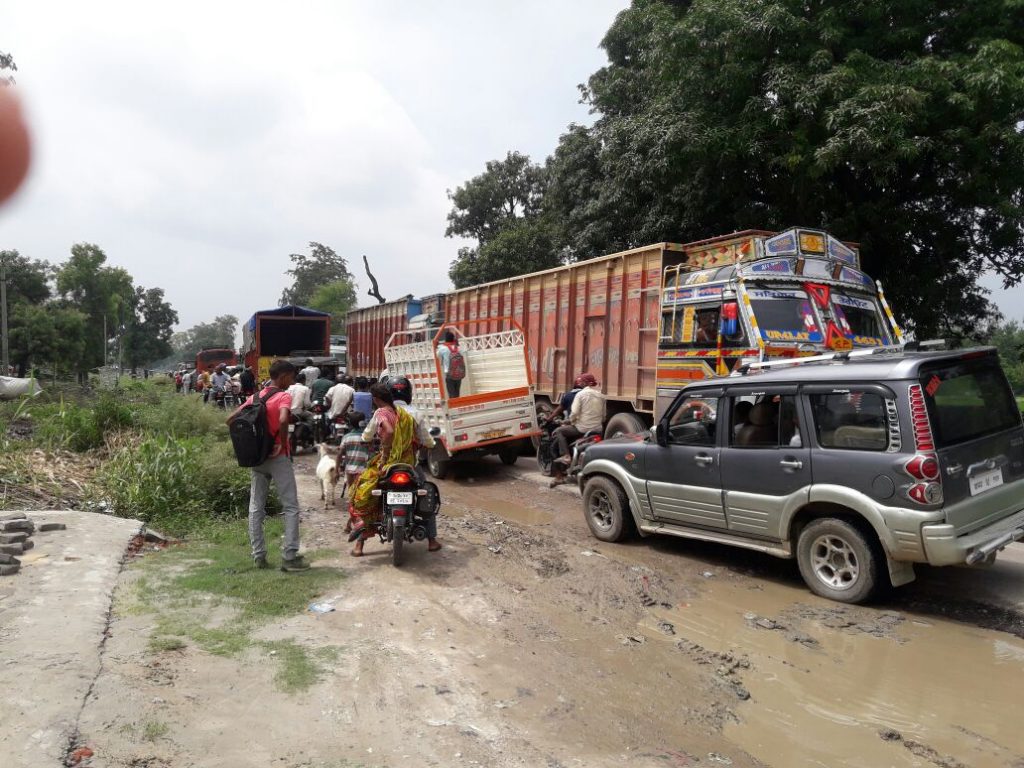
[288,373,315,432]
[550,372,604,487]
[210,364,231,407]
[544,374,584,426]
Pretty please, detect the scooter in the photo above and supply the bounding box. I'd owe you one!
[370,464,441,566]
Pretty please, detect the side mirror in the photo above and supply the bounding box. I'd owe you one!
[654,422,668,447]
[428,427,441,437]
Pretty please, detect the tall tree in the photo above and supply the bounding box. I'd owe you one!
[123,286,179,371]
[55,243,135,370]
[280,242,356,307]
[171,315,239,362]
[446,151,562,288]
[308,280,358,334]
[543,0,1024,336]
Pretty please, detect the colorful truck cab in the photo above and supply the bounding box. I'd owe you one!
[655,228,902,419]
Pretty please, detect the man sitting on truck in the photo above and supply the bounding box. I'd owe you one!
[550,373,604,486]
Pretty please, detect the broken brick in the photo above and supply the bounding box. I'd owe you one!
[0,532,28,544]
[0,543,23,555]
[0,552,19,565]
[0,512,27,521]
[21,539,34,551]
[0,520,34,533]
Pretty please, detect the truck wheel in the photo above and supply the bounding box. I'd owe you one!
[582,476,633,543]
[604,412,647,440]
[796,518,880,604]
[498,446,519,466]
[427,445,450,479]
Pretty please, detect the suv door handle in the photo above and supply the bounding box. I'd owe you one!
[779,459,803,470]
[694,454,714,466]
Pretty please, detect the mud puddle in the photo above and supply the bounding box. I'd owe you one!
[442,479,555,525]
[640,579,1024,767]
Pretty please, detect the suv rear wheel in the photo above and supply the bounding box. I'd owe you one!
[582,476,633,542]
[796,518,880,604]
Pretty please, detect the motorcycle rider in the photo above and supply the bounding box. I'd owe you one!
[550,372,604,487]
[288,372,314,434]
[299,358,321,387]
[544,374,584,425]
[363,376,442,552]
[210,364,231,407]
[326,374,355,436]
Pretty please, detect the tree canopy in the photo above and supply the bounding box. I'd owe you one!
[308,280,357,334]
[450,0,1024,335]
[280,242,357,308]
[446,151,562,287]
[169,315,238,364]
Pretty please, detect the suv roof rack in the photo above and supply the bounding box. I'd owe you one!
[734,345,903,376]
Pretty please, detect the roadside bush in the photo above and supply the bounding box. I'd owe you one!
[137,393,227,439]
[100,434,261,536]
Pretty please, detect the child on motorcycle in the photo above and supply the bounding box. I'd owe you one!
[340,410,371,534]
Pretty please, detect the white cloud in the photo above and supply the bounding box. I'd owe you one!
[0,0,627,335]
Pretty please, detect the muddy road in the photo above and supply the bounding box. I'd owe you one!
[79,453,1024,768]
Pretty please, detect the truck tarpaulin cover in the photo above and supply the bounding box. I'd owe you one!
[243,305,330,356]
[0,376,42,400]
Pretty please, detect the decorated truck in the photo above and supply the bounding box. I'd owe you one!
[346,227,902,438]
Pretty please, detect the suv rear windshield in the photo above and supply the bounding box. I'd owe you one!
[921,358,1021,447]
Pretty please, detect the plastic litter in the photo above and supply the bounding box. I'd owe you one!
[309,602,335,614]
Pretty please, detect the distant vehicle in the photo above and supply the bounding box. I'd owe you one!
[330,334,347,368]
[580,346,1024,604]
[195,348,237,374]
[242,305,331,383]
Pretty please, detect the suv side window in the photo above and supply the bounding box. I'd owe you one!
[666,395,719,446]
[730,395,802,448]
[809,391,889,451]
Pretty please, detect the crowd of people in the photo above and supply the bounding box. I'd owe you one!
[226,358,442,572]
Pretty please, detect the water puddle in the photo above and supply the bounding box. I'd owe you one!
[640,580,1024,767]
[442,482,554,525]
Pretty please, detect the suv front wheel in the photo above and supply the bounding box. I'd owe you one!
[796,518,881,604]
[582,476,633,542]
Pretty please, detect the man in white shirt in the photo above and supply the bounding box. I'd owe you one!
[551,373,604,484]
[326,374,355,427]
[287,373,313,428]
[299,358,321,387]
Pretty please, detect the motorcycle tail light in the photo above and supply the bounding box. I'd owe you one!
[390,471,412,486]
[392,508,407,516]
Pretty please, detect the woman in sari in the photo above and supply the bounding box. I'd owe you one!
[349,383,416,556]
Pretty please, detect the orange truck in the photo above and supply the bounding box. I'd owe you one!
[349,227,903,437]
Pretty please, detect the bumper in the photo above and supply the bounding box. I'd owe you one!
[922,507,1024,566]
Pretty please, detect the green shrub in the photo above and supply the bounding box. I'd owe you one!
[137,393,227,439]
[100,434,261,536]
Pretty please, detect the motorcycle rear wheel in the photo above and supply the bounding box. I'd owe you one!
[537,447,554,477]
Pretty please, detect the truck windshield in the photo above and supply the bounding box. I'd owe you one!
[922,358,1021,447]
[746,288,822,344]
[832,293,890,346]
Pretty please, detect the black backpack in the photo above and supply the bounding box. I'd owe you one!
[229,387,280,467]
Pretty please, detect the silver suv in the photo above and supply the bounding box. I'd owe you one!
[579,347,1024,603]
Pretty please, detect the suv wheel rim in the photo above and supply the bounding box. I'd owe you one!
[588,490,614,531]
[810,534,859,590]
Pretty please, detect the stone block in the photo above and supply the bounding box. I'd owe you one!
[0,552,19,565]
[22,539,33,551]
[0,563,19,576]
[0,532,28,544]
[38,523,67,532]
[0,512,28,521]
[0,520,34,533]
[0,543,23,555]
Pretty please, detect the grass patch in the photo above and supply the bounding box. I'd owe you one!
[130,519,344,692]
[141,720,170,742]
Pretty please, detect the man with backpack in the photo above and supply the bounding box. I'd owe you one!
[226,359,309,572]
[436,330,466,399]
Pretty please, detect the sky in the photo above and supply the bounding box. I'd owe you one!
[0,0,629,335]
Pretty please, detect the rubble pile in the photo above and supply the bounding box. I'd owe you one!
[0,512,66,575]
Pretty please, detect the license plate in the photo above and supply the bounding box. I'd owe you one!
[387,492,413,505]
[970,468,1003,496]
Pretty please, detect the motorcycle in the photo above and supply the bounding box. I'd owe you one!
[311,399,329,444]
[536,415,603,481]
[370,463,441,566]
[288,416,316,455]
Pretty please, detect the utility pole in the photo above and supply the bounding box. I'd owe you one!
[1,255,8,375]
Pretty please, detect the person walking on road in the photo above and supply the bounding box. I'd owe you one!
[228,359,309,572]
[436,330,466,399]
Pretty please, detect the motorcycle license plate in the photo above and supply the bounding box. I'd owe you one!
[387,492,413,505]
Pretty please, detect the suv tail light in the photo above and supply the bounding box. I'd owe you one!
[905,384,942,504]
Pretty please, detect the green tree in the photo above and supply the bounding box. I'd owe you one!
[0,50,16,85]
[308,280,357,334]
[55,243,134,371]
[280,242,356,308]
[123,286,179,372]
[446,151,562,288]
[543,0,1024,336]
[171,315,239,362]
[8,302,88,377]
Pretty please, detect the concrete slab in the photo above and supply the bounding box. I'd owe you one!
[0,510,140,767]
